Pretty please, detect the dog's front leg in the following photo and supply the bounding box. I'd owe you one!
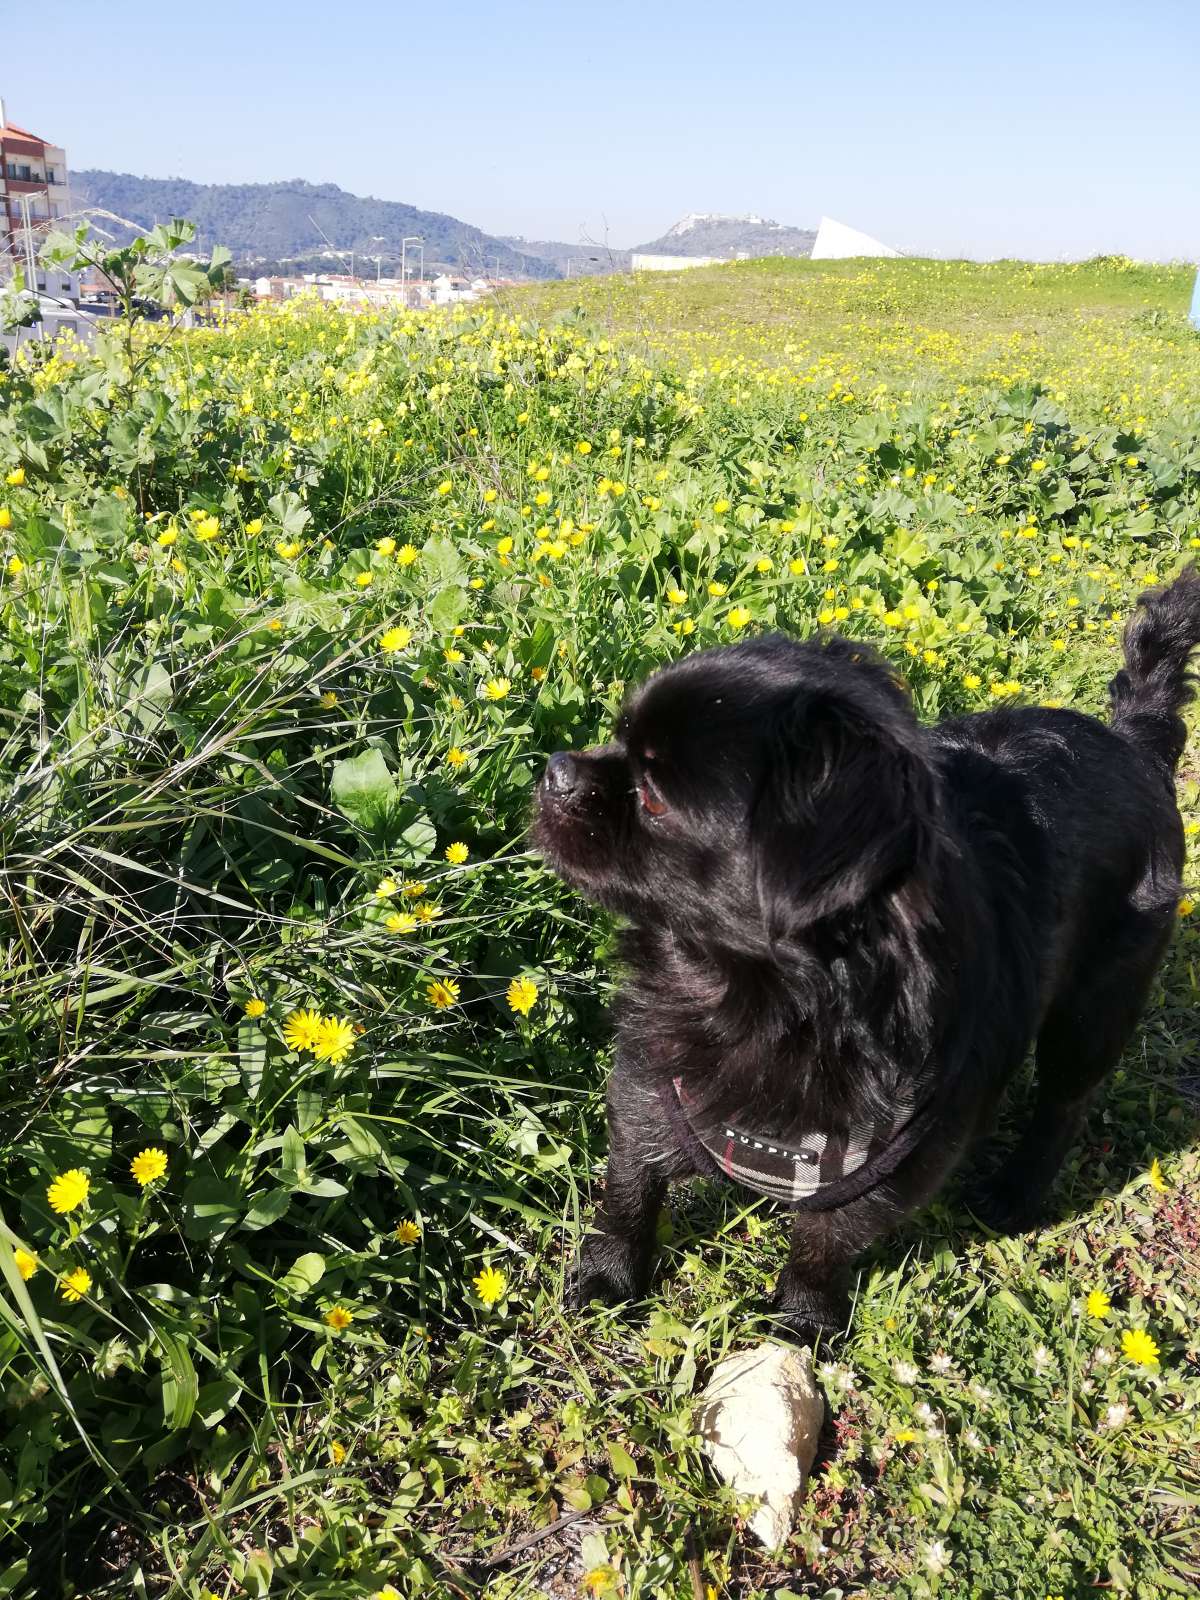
[772,1188,900,1344]
[571,1056,677,1308]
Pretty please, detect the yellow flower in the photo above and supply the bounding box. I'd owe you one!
[245,518,264,536]
[713,498,730,514]
[14,1248,37,1281]
[320,690,338,709]
[195,515,220,541]
[414,900,441,924]
[436,480,453,497]
[355,571,374,588]
[380,626,411,653]
[60,1266,92,1303]
[6,554,23,576]
[427,978,460,1009]
[1177,898,1195,917]
[756,557,773,573]
[507,976,538,1016]
[0,506,11,528]
[385,911,418,934]
[330,1439,347,1464]
[395,1220,421,1244]
[282,1008,324,1053]
[397,544,419,566]
[6,467,26,487]
[444,647,465,664]
[375,876,399,899]
[402,881,427,898]
[275,540,301,559]
[445,841,469,864]
[325,1305,354,1331]
[576,440,592,454]
[131,1147,168,1187]
[708,580,728,596]
[727,606,752,630]
[244,997,267,1018]
[483,677,511,701]
[964,673,982,690]
[313,1015,356,1065]
[665,587,688,605]
[1086,1288,1111,1320]
[156,528,178,547]
[375,536,397,557]
[47,1169,90,1215]
[447,747,469,768]
[1121,1327,1159,1367]
[483,488,498,503]
[1149,1157,1169,1192]
[473,1265,507,1306]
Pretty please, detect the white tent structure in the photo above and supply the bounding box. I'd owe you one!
[810,217,899,260]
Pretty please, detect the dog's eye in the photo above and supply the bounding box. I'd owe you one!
[640,776,668,817]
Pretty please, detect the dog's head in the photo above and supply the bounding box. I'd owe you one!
[533,634,941,944]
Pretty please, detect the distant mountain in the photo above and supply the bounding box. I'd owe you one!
[70,171,561,280]
[633,212,817,260]
[501,236,632,276]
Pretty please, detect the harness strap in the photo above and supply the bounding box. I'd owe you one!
[663,1074,938,1212]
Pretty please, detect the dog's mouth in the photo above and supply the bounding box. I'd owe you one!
[532,753,625,884]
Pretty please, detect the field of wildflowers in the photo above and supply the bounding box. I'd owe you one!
[1,241,1198,1598]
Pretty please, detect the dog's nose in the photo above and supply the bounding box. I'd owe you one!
[543,751,581,797]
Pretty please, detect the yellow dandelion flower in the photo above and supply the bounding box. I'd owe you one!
[244,997,267,1018]
[397,544,419,566]
[6,467,26,487]
[1086,1288,1111,1320]
[320,690,338,709]
[330,1439,347,1464]
[1149,1157,1169,1192]
[380,626,411,653]
[507,976,538,1016]
[282,1008,324,1053]
[60,1266,93,1303]
[313,1015,356,1065]
[131,1147,168,1187]
[395,1220,421,1244]
[275,540,301,559]
[427,978,460,1009]
[46,1169,90,1216]
[708,580,728,596]
[375,876,399,898]
[14,1248,37,1281]
[195,515,220,542]
[355,571,373,589]
[414,900,441,924]
[727,606,752,630]
[473,1265,507,1306]
[325,1305,354,1331]
[447,747,468,768]
[436,480,452,497]
[483,677,511,701]
[445,841,469,864]
[665,587,688,605]
[376,536,397,556]
[385,911,418,934]
[1121,1327,1159,1367]
[713,498,730,514]
[156,528,178,547]
[245,518,264,536]
[444,646,465,663]
[6,554,24,575]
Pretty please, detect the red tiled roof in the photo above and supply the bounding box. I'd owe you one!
[0,122,51,146]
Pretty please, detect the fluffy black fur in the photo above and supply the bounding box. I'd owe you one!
[534,567,1200,1341]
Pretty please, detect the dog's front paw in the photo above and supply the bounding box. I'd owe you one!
[767,1277,848,1348]
[965,1170,1047,1236]
[567,1232,652,1310]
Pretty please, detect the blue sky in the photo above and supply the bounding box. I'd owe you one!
[5,0,1198,259]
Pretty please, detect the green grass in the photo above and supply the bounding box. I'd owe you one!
[0,250,1198,1599]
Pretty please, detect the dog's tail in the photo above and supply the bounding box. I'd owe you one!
[1109,562,1200,770]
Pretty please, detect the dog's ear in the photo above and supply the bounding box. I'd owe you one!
[753,685,939,933]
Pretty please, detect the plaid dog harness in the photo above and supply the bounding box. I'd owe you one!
[663,1073,938,1212]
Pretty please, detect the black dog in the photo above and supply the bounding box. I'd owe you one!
[534,568,1200,1340]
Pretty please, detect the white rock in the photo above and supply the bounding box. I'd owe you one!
[697,1342,824,1547]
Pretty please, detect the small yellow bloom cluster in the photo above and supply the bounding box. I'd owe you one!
[282,1009,357,1063]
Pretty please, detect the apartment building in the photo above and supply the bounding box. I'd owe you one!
[0,98,70,263]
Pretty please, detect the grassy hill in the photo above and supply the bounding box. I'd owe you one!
[71,169,561,278]
[1,250,1198,1598]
